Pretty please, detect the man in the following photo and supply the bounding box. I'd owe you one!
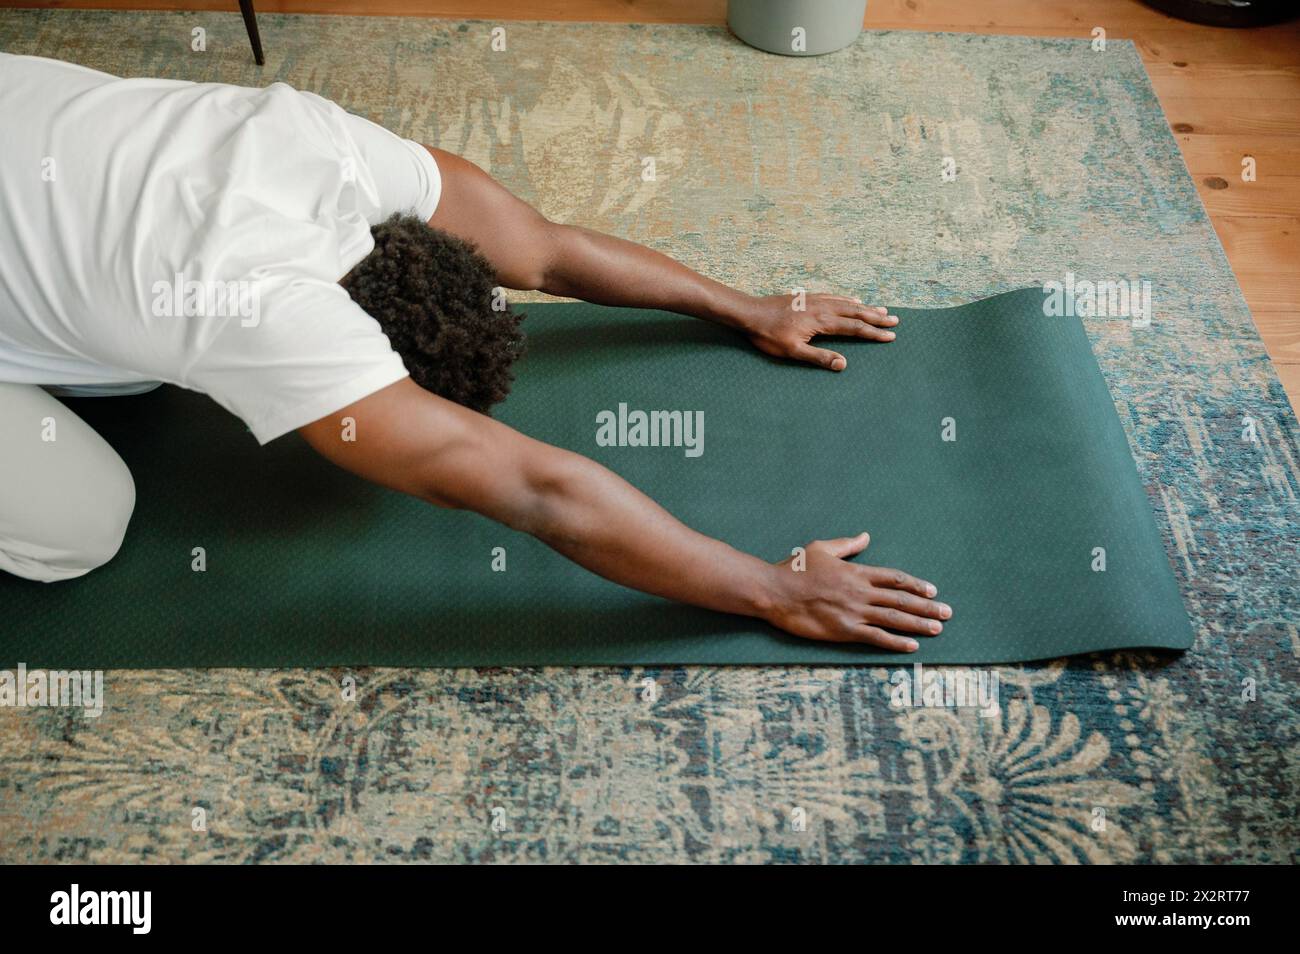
[0,54,951,650]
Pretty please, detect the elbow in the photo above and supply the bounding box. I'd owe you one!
[509,449,598,546]
[531,221,570,295]
[415,428,596,547]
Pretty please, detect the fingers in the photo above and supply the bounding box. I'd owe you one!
[868,587,952,621]
[853,626,920,653]
[843,304,898,327]
[863,602,946,637]
[817,532,870,560]
[865,566,937,598]
[823,316,895,341]
[791,343,846,371]
[810,295,898,327]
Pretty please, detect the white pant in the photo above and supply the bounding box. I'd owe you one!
[0,382,136,582]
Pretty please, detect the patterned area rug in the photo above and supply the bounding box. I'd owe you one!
[0,11,1296,864]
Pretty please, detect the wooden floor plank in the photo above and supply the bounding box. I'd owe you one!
[1247,315,1300,364]
[1214,216,1300,269]
[1161,97,1300,137]
[1176,134,1300,177]
[1231,272,1300,315]
[1195,175,1300,218]
[1132,26,1300,67]
[862,0,1189,32]
[1146,62,1300,101]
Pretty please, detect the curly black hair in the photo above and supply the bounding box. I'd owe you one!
[341,213,525,414]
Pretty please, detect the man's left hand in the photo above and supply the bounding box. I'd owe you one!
[741,293,899,371]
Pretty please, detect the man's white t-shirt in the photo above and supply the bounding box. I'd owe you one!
[0,53,442,443]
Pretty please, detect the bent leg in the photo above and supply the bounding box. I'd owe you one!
[0,383,136,582]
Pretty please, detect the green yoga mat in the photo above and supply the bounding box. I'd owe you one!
[2,287,1193,668]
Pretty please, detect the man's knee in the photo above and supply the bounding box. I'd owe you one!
[74,453,137,573]
[0,385,138,582]
[0,457,135,582]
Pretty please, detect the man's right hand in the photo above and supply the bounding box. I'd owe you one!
[301,382,950,653]
[764,533,951,651]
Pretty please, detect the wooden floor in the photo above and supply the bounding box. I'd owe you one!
[14,0,1300,410]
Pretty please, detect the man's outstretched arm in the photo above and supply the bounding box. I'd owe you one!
[298,378,951,650]
[425,147,900,372]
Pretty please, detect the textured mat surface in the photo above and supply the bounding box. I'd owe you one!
[1,289,1194,668]
[0,12,1295,865]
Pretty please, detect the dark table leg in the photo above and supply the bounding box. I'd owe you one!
[238,0,265,66]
